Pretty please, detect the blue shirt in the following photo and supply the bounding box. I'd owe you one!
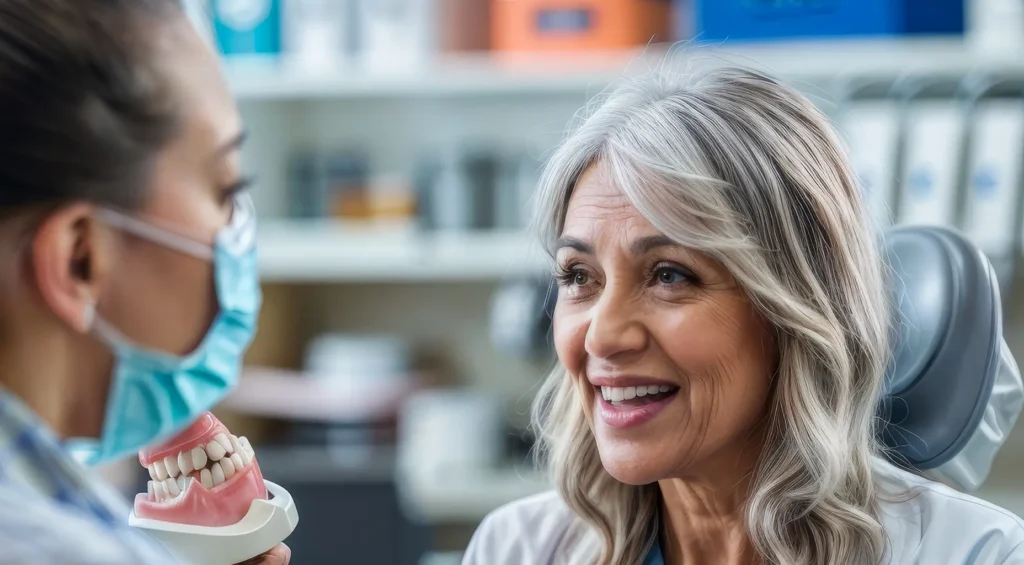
[643,539,664,565]
[0,388,177,564]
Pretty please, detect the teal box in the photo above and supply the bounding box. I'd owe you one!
[212,0,282,56]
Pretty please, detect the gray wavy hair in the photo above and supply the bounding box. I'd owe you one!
[530,66,892,564]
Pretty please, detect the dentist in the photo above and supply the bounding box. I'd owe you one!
[0,0,286,563]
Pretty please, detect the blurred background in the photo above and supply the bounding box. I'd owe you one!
[99,0,1024,563]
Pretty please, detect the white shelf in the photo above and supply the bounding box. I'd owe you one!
[227,39,1024,101]
[397,466,550,524]
[257,222,548,283]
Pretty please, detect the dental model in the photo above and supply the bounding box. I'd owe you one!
[129,413,298,565]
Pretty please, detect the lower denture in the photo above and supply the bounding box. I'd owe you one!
[135,412,268,527]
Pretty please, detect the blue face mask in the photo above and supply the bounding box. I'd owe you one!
[68,193,262,466]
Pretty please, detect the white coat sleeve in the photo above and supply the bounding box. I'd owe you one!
[461,491,575,565]
[462,511,498,565]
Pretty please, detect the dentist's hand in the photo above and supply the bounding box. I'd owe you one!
[238,544,290,564]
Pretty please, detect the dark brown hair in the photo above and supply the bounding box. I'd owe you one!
[0,0,184,217]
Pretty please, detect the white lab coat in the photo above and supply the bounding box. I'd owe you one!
[463,462,1024,564]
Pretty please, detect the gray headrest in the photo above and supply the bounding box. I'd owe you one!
[878,225,1015,487]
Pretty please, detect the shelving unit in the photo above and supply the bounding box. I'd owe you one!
[227,38,1024,102]
[257,222,547,283]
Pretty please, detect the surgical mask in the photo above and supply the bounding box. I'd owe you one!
[923,337,1024,492]
[68,193,261,466]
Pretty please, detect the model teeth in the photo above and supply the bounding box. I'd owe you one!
[192,446,207,470]
[220,456,236,480]
[230,453,245,474]
[178,451,194,475]
[165,476,181,497]
[206,438,226,461]
[200,468,213,489]
[153,460,168,481]
[600,385,673,401]
[163,455,179,478]
[143,434,257,502]
[211,462,225,486]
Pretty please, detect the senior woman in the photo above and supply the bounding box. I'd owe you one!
[464,68,1024,565]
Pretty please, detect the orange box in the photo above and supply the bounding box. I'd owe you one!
[491,0,672,53]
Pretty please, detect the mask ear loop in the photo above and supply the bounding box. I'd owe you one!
[95,209,214,262]
[81,297,133,351]
[81,299,97,334]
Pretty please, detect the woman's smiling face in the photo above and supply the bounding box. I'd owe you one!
[552,164,777,485]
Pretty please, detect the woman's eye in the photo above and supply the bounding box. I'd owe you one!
[220,176,254,204]
[655,267,688,285]
[573,271,589,286]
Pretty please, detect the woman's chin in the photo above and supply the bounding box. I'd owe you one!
[596,443,669,486]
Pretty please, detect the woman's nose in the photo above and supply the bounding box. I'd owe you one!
[584,291,648,361]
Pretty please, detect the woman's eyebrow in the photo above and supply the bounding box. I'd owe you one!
[211,129,248,162]
[555,236,591,254]
[629,235,678,255]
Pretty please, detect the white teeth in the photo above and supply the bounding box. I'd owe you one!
[165,477,181,497]
[211,462,225,486]
[178,451,195,475]
[148,465,157,481]
[229,435,243,456]
[176,475,187,492]
[153,460,168,481]
[206,439,226,461]
[230,453,245,472]
[239,436,254,459]
[155,480,168,501]
[200,468,213,489]
[220,455,236,479]
[147,481,155,501]
[192,446,209,469]
[163,455,179,478]
[238,448,252,466]
[214,433,233,454]
[601,385,675,401]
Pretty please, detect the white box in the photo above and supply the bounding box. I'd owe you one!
[353,0,437,72]
[965,100,1024,256]
[840,100,902,229]
[897,101,968,227]
[282,0,353,71]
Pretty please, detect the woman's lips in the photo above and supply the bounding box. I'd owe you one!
[595,386,679,429]
[134,412,268,527]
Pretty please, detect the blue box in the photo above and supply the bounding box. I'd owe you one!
[678,0,965,43]
[212,0,282,56]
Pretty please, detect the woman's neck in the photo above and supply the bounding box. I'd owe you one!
[657,433,766,565]
[658,478,759,565]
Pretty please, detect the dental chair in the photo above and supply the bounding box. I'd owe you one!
[879,225,1023,492]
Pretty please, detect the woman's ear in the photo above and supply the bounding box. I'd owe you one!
[31,204,116,333]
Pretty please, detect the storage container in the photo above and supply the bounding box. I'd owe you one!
[677,0,965,43]
[491,0,673,54]
[211,0,282,57]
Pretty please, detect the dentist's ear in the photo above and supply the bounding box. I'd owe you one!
[30,204,117,334]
